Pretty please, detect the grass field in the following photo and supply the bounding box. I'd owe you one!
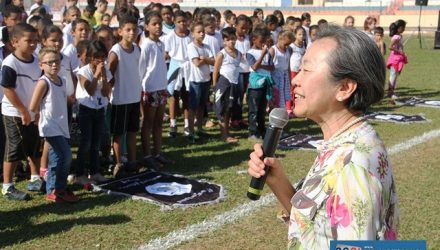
[1,36,439,249]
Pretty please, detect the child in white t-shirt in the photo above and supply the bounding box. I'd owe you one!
[29,47,78,203]
[139,11,174,170]
[76,40,112,184]
[38,25,75,183]
[0,26,12,187]
[108,15,142,177]
[187,22,215,141]
[287,27,306,117]
[1,24,41,201]
[213,27,241,143]
[246,27,274,140]
[231,14,252,130]
[62,19,91,100]
[62,6,81,51]
[161,6,175,35]
[202,15,223,57]
[164,10,192,138]
[269,30,294,109]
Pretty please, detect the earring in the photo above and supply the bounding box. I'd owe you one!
[337,96,343,101]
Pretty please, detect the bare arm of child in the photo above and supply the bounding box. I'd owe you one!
[67,94,76,105]
[203,56,215,66]
[193,56,215,66]
[107,52,119,86]
[389,37,402,54]
[29,80,48,114]
[262,46,276,71]
[70,69,78,93]
[101,69,112,98]
[212,52,224,86]
[379,41,386,56]
[268,46,275,60]
[192,57,205,67]
[4,87,31,125]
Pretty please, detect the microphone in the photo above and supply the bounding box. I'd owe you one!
[247,108,289,200]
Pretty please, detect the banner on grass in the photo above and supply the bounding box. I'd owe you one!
[94,171,225,210]
[396,97,440,108]
[365,111,428,123]
[278,133,323,150]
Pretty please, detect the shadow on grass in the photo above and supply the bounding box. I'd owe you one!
[357,86,440,115]
[284,118,321,136]
[394,87,440,99]
[167,146,251,175]
[0,194,130,247]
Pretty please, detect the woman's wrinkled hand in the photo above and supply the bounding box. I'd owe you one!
[248,143,282,180]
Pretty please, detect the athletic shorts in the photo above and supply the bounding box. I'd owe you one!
[111,102,140,135]
[143,90,168,107]
[3,115,42,162]
[214,75,241,121]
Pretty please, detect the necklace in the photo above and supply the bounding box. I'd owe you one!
[331,116,365,139]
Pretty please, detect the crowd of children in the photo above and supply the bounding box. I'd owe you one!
[0,0,407,202]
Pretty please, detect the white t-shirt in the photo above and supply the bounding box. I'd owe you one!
[61,43,79,96]
[62,23,73,51]
[365,31,375,40]
[289,43,306,73]
[203,31,223,72]
[76,64,112,109]
[203,31,223,56]
[246,48,272,75]
[235,35,251,73]
[38,75,69,138]
[162,23,175,35]
[0,54,40,120]
[188,42,213,83]
[109,43,142,105]
[219,49,241,84]
[58,53,73,96]
[164,30,192,63]
[272,45,291,71]
[139,37,167,92]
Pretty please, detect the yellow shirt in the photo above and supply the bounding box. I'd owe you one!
[81,13,97,29]
[94,11,103,26]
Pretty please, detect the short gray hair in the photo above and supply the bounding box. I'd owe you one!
[317,25,385,113]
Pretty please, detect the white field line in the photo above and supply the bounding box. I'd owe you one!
[138,128,440,250]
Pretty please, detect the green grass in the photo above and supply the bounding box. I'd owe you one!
[1,36,440,249]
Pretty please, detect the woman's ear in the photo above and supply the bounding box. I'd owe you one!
[336,79,357,102]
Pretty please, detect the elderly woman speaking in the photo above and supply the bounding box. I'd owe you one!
[248,25,399,249]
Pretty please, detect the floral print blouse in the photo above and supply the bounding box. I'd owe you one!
[288,122,399,250]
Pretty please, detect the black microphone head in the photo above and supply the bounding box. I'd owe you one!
[269,108,289,129]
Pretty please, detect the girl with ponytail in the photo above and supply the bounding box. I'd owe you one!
[386,19,407,99]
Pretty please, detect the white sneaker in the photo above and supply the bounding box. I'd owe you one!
[391,94,398,100]
[90,173,108,183]
[67,174,76,184]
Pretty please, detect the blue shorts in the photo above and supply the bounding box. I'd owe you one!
[189,81,210,110]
